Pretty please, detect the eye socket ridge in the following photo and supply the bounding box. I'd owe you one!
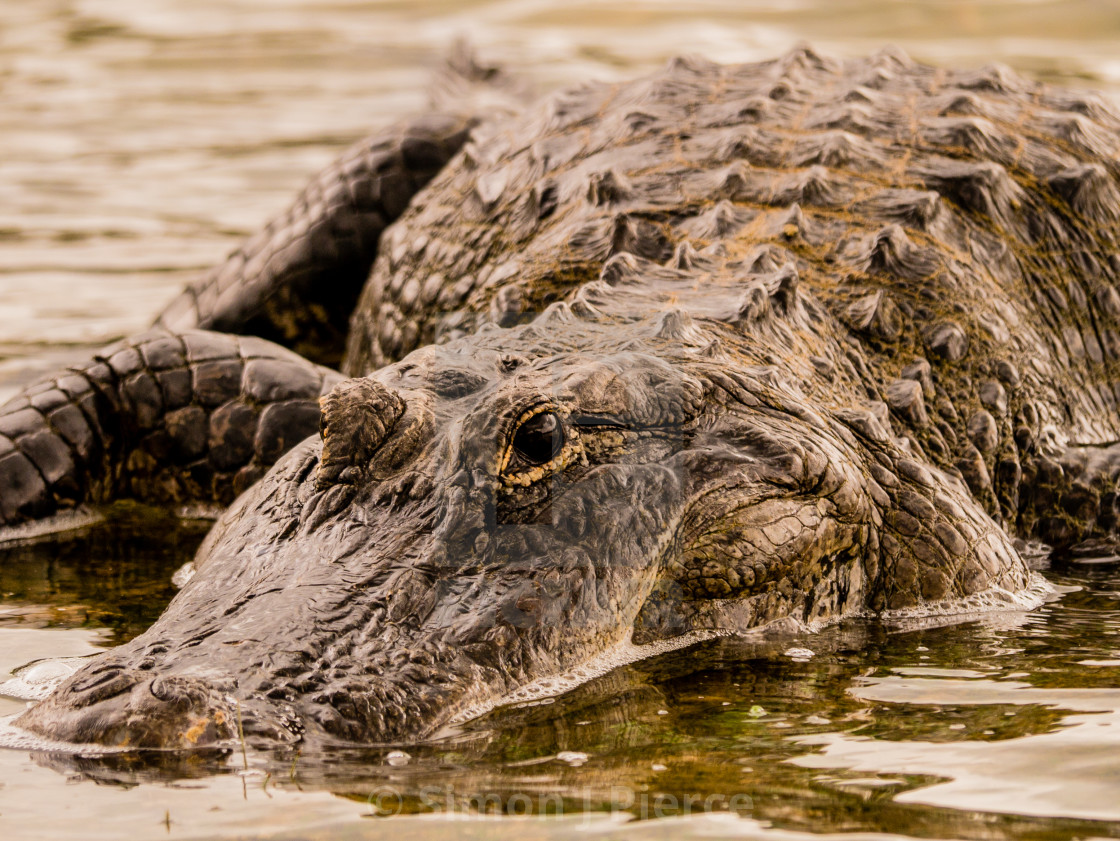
[572,414,630,430]
[509,408,566,467]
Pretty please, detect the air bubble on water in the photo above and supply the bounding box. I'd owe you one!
[651,763,667,772]
[513,696,556,710]
[556,751,588,766]
[386,750,411,766]
[0,508,104,547]
[876,573,1055,628]
[805,714,831,725]
[657,709,668,715]
[0,715,127,754]
[785,647,814,661]
[747,705,767,718]
[171,561,196,588]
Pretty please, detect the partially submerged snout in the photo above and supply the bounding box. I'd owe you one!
[18,661,239,749]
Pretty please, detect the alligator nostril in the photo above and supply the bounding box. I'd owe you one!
[65,666,136,708]
[148,676,179,703]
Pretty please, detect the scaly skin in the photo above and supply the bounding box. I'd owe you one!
[345,48,1120,549]
[8,47,1119,748]
[15,318,1027,747]
[0,330,339,526]
[156,114,476,368]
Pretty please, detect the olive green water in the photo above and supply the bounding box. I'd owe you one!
[3,2,1120,839]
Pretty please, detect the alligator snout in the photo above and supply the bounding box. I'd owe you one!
[19,665,240,749]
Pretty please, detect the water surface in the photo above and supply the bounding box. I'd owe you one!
[3,2,1120,839]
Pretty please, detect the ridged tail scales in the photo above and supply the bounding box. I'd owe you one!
[0,330,341,530]
[154,114,477,369]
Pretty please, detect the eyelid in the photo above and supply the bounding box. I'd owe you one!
[511,401,561,430]
[572,414,629,429]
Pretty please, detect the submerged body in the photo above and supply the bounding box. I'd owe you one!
[6,47,1120,747]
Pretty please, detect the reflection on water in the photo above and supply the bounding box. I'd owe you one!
[4,1,1120,840]
[3,518,1120,840]
[799,675,1120,821]
[0,509,207,643]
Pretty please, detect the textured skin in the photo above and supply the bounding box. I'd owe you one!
[14,47,1120,749]
[344,47,1120,550]
[0,330,340,526]
[16,303,1029,748]
[156,114,476,368]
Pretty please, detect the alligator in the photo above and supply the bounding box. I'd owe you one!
[4,46,1118,749]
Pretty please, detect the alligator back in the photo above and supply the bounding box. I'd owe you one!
[342,49,1120,542]
[343,47,1120,543]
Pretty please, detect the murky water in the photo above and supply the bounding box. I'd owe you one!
[3,1,1120,839]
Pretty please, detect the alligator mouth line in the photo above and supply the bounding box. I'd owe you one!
[442,626,734,731]
[0,714,131,756]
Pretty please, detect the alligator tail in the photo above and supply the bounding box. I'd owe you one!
[0,330,341,531]
[154,114,477,369]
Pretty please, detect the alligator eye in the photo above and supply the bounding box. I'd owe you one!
[512,411,564,466]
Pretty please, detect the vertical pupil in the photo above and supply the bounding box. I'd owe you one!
[513,411,563,465]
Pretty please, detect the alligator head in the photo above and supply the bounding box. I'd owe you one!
[15,306,1028,748]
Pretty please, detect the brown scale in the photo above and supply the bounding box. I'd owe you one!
[0,331,340,524]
